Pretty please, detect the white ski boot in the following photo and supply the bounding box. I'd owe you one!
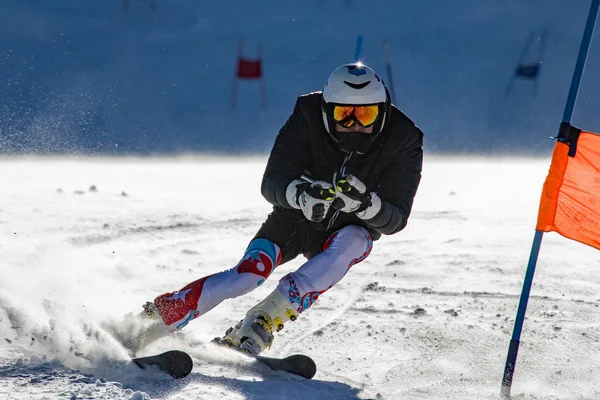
[216,289,298,356]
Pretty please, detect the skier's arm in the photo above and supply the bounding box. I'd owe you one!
[360,126,423,235]
[261,98,311,208]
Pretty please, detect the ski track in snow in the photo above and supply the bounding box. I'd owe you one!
[1,156,600,400]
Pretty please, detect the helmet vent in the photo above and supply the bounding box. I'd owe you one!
[343,80,370,90]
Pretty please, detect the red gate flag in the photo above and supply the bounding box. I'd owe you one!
[236,58,262,79]
[536,126,600,250]
[230,39,266,109]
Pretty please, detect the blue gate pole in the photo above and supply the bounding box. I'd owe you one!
[500,1,600,398]
[354,35,363,61]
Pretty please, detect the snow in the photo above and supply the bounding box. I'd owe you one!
[1,156,599,399]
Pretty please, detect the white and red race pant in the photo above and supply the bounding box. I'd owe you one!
[154,225,373,330]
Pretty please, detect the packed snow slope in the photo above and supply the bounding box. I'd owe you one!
[1,156,600,399]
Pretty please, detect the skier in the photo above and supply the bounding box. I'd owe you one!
[137,62,423,356]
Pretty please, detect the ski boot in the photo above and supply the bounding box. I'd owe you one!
[214,289,298,356]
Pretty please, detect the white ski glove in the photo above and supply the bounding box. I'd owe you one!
[333,173,382,220]
[286,179,335,222]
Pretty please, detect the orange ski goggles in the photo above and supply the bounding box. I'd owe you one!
[332,104,381,128]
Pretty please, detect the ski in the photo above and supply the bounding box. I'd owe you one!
[211,337,316,379]
[255,354,317,379]
[132,350,193,379]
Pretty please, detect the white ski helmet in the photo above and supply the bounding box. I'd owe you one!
[321,62,391,153]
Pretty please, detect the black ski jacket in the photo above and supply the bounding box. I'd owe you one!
[261,92,423,241]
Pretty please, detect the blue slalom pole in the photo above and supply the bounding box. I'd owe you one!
[500,1,600,398]
[500,231,544,399]
[354,35,363,61]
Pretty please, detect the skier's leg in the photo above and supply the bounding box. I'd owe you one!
[150,208,304,332]
[110,210,303,353]
[221,225,372,355]
[277,225,373,314]
[152,238,282,331]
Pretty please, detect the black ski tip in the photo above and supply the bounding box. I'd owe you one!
[284,354,317,379]
[256,354,317,379]
[132,350,193,379]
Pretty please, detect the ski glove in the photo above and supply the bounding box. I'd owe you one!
[286,179,335,222]
[333,173,382,220]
